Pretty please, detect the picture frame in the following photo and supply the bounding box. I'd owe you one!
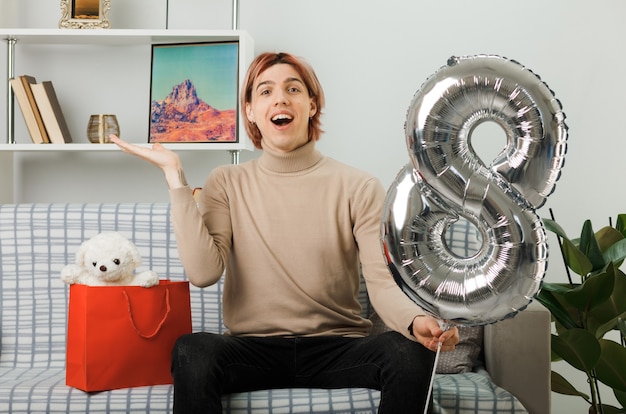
[149,41,240,144]
[59,0,111,29]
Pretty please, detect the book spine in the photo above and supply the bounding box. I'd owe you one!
[9,76,48,144]
[31,81,73,144]
[20,76,50,143]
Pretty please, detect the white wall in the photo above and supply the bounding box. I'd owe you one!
[2,1,626,411]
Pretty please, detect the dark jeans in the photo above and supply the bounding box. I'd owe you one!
[171,331,435,413]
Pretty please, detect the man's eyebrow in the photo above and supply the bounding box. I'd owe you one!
[255,80,274,90]
[255,77,304,90]
[285,77,304,85]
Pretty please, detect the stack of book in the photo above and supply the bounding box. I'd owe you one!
[10,75,73,144]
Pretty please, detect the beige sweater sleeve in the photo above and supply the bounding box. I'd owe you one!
[169,184,228,288]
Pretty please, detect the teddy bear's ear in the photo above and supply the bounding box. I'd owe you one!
[75,240,89,266]
[123,238,143,267]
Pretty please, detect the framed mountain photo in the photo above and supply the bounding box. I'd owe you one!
[149,41,239,143]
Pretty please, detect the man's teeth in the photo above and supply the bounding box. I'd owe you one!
[272,114,292,121]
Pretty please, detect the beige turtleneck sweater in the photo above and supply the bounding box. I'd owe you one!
[170,140,425,339]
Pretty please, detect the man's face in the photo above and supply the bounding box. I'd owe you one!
[246,63,317,153]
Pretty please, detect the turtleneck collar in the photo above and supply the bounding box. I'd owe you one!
[257,139,324,174]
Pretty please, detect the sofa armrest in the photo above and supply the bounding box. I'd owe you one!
[483,301,551,414]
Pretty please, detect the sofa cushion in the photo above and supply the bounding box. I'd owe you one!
[434,369,527,414]
[227,388,380,413]
[435,326,483,374]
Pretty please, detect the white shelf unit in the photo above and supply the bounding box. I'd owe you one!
[2,28,254,151]
[0,29,254,203]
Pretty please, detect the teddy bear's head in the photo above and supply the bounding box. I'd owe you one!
[75,232,142,283]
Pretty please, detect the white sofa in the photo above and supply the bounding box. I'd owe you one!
[0,203,551,413]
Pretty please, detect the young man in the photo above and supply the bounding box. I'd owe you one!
[111,52,458,413]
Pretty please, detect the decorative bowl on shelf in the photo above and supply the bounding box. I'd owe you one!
[87,114,119,144]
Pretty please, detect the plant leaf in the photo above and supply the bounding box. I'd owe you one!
[579,220,606,272]
[543,217,591,276]
[597,226,625,253]
[619,317,626,339]
[604,239,626,268]
[615,388,626,410]
[551,329,601,373]
[589,268,626,336]
[594,339,626,392]
[564,265,615,312]
[597,404,626,414]
[616,214,626,237]
[551,349,563,362]
[593,312,626,340]
[550,370,590,399]
[536,285,581,329]
[543,218,570,240]
[562,237,594,277]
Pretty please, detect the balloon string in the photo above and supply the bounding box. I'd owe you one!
[424,340,442,414]
[423,320,449,414]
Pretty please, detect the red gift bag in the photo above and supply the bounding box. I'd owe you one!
[66,280,192,392]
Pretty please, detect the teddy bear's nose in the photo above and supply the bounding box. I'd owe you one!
[99,265,107,272]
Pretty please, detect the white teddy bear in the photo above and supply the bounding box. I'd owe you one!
[61,232,159,287]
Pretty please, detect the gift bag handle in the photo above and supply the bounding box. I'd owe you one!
[123,288,171,339]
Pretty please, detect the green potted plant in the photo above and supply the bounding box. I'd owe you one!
[536,214,626,413]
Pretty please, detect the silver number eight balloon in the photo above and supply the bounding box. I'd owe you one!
[381,55,568,326]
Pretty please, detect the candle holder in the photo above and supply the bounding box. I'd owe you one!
[87,114,119,144]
